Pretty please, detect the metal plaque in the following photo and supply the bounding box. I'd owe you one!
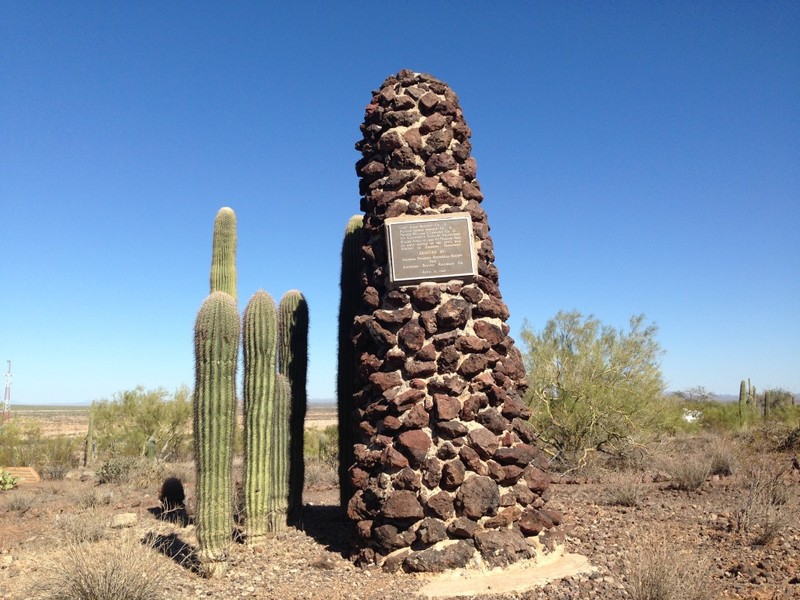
[385,213,477,285]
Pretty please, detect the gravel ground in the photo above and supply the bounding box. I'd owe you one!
[1,451,799,599]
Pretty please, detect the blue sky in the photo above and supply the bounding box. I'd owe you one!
[2,2,798,405]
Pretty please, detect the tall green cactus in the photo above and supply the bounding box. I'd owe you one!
[738,379,747,427]
[763,390,771,420]
[267,373,291,532]
[193,291,239,578]
[242,290,278,544]
[278,290,309,526]
[210,207,237,303]
[84,409,94,467]
[337,215,363,509]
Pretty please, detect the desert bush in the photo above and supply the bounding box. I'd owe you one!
[665,453,710,491]
[55,511,109,544]
[521,312,682,470]
[3,490,35,512]
[304,425,338,466]
[0,422,80,477]
[707,436,737,477]
[305,459,338,488]
[92,386,192,461]
[31,538,174,600]
[696,400,741,432]
[734,457,797,545]
[604,471,644,507]
[624,535,713,600]
[97,457,169,487]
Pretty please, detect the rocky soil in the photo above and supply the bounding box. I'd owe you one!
[1,446,798,599]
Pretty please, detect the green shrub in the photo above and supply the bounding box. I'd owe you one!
[92,386,192,461]
[521,312,677,469]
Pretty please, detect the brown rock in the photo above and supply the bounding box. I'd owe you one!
[397,429,431,465]
[381,446,409,469]
[483,507,522,530]
[369,371,402,393]
[419,456,442,489]
[437,345,459,374]
[441,459,466,490]
[472,319,505,346]
[494,443,537,467]
[467,427,500,458]
[456,475,499,519]
[513,482,535,505]
[523,465,550,494]
[436,420,469,439]
[501,395,532,419]
[455,335,490,353]
[460,393,486,420]
[416,517,448,545]
[383,490,424,520]
[518,508,554,536]
[433,394,461,421]
[457,353,489,379]
[474,529,531,567]
[436,298,471,329]
[402,540,475,573]
[425,491,454,520]
[419,310,438,334]
[429,375,468,396]
[393,467,421,491]
[446,517,477,539]
[419,112,447,134]
[475,296,510,320]
[415,343,436,362]
[374,305,413,325]
[388,388,424,413]
[403,403,430,429]
[476,408,509,434]
[398,321,426,352]
[374,523,415,551]
[403,359,437,378]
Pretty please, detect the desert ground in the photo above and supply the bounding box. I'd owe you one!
[1,406,798,599]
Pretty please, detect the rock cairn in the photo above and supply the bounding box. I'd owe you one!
[348,70,561,573]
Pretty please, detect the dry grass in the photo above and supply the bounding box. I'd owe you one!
[604,471,644,507]
[734,456,797,545]
[28,537,175,600]
[664,452,710,491]
[54,510,110,544]
[624,534,714,600]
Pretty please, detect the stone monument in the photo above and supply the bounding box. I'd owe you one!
[347,70,561,572]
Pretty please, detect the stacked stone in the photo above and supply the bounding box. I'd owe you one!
[348,70,561,573]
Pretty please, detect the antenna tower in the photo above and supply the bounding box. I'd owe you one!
[3,360,11,423]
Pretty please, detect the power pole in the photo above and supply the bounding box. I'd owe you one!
[3,360,11,423]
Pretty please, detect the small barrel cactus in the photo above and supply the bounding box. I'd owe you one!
[193,291,239,578]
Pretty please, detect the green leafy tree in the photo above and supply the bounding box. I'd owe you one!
[92,386,193,460]
[520,311,669,469]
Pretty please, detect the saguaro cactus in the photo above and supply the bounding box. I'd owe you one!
[210,207,238,302]
[337,215,363,509]
[278,290,309,525]
[83,410,94,467]
[242,290,278,544]
[738,379,747,427]
[267,373,291,532]
[193,291,239,578]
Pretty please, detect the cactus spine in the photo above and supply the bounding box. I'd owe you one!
[337,215,363,509]
[193,291,239,578]
[242,290,278,543]
[210,207,238,303]
[278,290,309,526]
